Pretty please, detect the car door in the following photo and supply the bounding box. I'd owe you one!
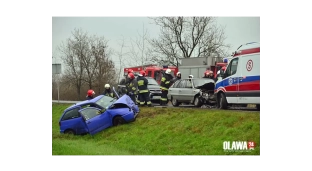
[223,57,239,103]
[168,80,181,100]
[60,107,87,134]
[184,79,196,101]
[79,107,111,135]
[176,80,188,101]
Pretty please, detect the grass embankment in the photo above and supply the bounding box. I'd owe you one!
[52,103,260,155]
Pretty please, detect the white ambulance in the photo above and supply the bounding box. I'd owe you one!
[214,42,260,110]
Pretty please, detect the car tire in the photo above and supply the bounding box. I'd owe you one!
[219,93,228,109]
[113,116,126,126]
[64,129,75,135]
[194,95,202,107]
[171,97,180,107]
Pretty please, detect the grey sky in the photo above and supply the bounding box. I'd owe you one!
[52,17,260,69]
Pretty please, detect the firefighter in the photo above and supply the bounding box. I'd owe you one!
[137,70,152,107]
[125,72,138,103]
[203,71,214,79]
[172,72,181,83]
[86,89,95,100]
[203,71,210,78]
[186,75,193,87]
[208,71,214,79]
[119,69,134,85]
[102,84,114,98]
[216,66,226,82]
[206,67,211,73]
[188,75,194,80]
[160,69,174,106]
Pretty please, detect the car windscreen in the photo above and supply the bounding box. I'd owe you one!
[95,95,116,109]
[146,78,158,85]
[193,79,214,87]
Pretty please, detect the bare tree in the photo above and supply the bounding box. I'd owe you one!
[94,46,116,94]
[149,17,230,65]
[116,36,130,82]
[59,28,87,100]
[129,23,152,66]
[85,35,111,90]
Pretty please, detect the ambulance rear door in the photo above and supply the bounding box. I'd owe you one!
[237,53,260,104]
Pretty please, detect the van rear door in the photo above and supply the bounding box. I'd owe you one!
[237,53,260,104]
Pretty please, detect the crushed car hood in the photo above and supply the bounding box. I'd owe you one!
[195,80,215,90]
[113,94,135,108]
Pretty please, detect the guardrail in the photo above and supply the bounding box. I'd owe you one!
[52,100,81,104]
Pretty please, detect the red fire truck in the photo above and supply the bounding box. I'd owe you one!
[123,64,178,84]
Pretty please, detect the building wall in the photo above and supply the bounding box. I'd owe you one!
[180,56,223,66]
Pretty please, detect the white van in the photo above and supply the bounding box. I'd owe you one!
[215,42,260,110]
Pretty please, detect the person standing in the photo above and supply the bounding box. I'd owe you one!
[102,84,114,98]
[86,89,95,100]
[119,69,134,85]
[137,70,152,107]
[125,72,138,103]
[172,72,181,83]
[159,69,174,106]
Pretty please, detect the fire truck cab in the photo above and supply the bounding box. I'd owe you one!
[215,42,260,110]
[145,65,178,84]
[123,64,178,85]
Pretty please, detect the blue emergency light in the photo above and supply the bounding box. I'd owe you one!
[163,65,168,68]
[223,58,228,63]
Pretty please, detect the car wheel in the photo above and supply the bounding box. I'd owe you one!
[64,129,75,135]
[194,95,202,107]
[171,97,180,107]
[219,93,228,109]
[113,116,126,126]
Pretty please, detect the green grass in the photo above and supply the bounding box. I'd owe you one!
[52,103,260,155]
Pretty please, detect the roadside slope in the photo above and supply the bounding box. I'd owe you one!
[52,104,260,155]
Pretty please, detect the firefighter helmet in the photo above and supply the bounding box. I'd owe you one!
[176,72,181,76]
[188,75,193,78]
[104,84,110,88]
[87,90,95,96]
[140,70,146,76]
[128,69,134,74]
[128,73,135,79]
[165,69,171,74]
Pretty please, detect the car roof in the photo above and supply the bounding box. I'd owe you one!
[179,78,215,82]
[181,78,204,80]
[64,95,105,112]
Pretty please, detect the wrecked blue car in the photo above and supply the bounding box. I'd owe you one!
[58,94,139,135]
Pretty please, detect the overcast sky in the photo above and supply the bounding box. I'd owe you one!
[52,17,260,68]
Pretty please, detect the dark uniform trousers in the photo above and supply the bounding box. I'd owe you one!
[160,90,168,105]
[160,75,172,105]
[137,76,152,106]
[139,92,152,106]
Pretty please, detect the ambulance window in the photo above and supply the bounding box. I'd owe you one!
[226,58,239,76]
